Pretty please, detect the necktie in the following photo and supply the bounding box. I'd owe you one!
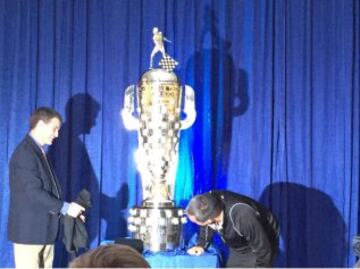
[41,148,61,199]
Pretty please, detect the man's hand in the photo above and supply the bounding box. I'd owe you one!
[187,246,205,256]
[67,202,85,218]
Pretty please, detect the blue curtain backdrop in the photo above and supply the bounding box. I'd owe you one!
[0,0,359,267]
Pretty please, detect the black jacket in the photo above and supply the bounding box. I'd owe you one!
[8,135,63,244]
[62,189,91,253]
[196,190,279,267]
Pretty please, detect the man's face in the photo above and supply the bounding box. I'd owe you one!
[38,118,61,145]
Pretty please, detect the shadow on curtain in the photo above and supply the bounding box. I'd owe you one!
[49,93,101,266]
[0,0,359,267]
[185,5,249,193]
[260,182,346,267]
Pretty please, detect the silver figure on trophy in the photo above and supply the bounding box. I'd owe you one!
[121,27,196,252]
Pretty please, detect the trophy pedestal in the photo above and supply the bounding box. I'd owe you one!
[128,205,186,252]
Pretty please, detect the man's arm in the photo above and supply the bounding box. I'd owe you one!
[14,162,63,214]
[12,152,85,218]
[197,225,215,249]
[187,225,215,256]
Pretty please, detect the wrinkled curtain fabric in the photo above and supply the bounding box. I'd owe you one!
[0,0,359,267]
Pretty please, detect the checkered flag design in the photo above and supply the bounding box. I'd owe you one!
[159,55,178,72]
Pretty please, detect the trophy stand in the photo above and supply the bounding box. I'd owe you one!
[121,28,196,252]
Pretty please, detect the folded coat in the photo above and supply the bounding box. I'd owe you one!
[62,189,91,254]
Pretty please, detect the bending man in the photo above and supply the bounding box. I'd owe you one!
[186,190,279,267]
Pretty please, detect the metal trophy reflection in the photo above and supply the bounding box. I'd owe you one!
[121,27,196,252]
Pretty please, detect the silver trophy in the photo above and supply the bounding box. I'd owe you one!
[121,27,196,252]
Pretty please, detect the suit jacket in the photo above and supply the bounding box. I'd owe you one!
[8,135,63,244]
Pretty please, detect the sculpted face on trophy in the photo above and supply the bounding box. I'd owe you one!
[121,27,196,207]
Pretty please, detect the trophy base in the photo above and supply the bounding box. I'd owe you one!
[128,205,186,252]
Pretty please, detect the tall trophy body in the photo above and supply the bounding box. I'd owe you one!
[121,27,196,251]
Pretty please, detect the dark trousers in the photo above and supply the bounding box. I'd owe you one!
[226,243,278,268]
[226,246,256,268]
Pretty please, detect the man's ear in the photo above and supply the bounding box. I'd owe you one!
[34,120,49,132]
[36,120,46,128]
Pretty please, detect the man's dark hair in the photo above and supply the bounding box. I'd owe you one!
[68,244,150,268]
[29,107,62,130]
[186,193,222,223]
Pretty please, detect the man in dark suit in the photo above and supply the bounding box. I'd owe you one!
[8,107,85,268]
[186,190,280,267]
